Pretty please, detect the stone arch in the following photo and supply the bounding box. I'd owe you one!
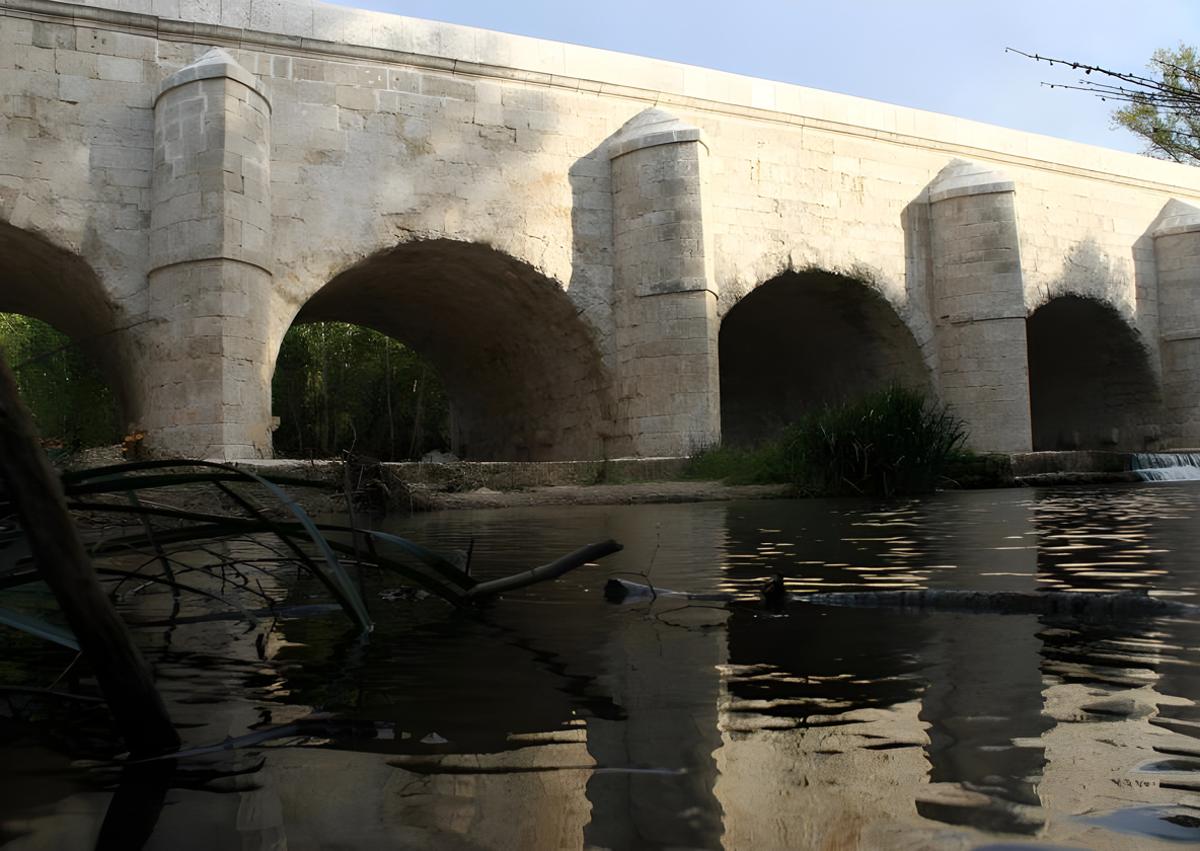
[277,239,619,461]
[718,269,931,445]
[1026,294,1163,451]
[0,220,133,423]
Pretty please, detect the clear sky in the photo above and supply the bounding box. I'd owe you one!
[325,0,1198,155]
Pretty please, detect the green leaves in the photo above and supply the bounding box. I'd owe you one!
[272,321,450,460]
[779,386,968,498]
[0,313,122,448]
[687,387,968,498]
[1112,46,1200,165]
[1014,45,1200,165]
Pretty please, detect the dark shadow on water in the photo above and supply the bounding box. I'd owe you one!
[94,762,174,851]
[267,604,625,755]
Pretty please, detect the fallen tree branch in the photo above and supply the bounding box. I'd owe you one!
[467,540,623,601]
[604,578,1198,619]
[0,352,178,757]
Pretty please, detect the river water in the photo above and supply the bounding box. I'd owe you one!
[4,483,1200,849]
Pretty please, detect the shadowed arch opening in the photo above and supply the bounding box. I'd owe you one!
[277,240,617,461]
[719,269,930,446]
[0,221,128,445]
[1026,295,1163,451]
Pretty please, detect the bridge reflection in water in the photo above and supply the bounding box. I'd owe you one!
[4,487,1200,849]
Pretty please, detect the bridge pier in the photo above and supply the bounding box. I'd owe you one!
[140,49,274,459]
[1153,201,1200,448]
[928,161,1033,454]
[608,109,721,457]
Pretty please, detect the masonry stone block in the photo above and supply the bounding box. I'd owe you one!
[1153,199,1200,446]
[140,46,274,458]
[609,108,720,456]
[928,159,1032,453]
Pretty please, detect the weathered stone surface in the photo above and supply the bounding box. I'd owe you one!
[928,160,1032,453]
[1153,199,1200,446]
[2,0,1200,458]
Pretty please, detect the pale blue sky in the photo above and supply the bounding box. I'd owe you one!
[326,0,1198,155]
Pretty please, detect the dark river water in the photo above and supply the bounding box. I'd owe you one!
[5,483,1200,849]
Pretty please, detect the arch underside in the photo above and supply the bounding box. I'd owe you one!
[294,240,617,461]
[719,270,930,446]
[1027,295,1163,451]
[0,220,131,418]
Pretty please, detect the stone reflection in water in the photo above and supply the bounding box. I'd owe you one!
[9,489,1200,848]
[716,501,934,848]
[1036,617,1177,846]
[918,612,1050,835]
[717,606,932,849]
[915,493,1050,836]
[1017,484,1200,848]
[1032,485,1183,593]
[1029,485,1200,842]
[583,503,727,850]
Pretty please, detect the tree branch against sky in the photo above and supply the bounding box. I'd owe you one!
[1011,46,1200,165]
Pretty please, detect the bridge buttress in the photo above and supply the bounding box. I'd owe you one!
[927,160,1033,453]
[1153,200,1200,447]
[608,108,721,457]
[140,48,275,459]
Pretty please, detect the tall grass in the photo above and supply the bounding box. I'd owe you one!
[689,387,967,497]
[683,442,788,485]
[781,386,967,497]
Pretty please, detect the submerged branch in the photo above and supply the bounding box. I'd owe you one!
[603,577,1199,619]
[467,540,623,601]
[0,352,179,757]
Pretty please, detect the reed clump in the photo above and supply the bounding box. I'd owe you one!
[688,387,968,498]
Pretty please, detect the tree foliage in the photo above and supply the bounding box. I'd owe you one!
[272,322,450,460]
[0,313,122,448]
[1012,45,1200,164]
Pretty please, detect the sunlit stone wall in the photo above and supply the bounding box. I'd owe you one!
[3,0,1200,457]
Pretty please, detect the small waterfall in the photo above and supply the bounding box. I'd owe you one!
[1131,452,1200,481]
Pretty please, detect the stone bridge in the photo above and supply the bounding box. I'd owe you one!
[4,0,1200,460]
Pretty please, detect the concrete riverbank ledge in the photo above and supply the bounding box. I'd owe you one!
[220,449,1199,514]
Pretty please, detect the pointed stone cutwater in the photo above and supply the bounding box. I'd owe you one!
[156,46,270,105]
[927,158,1016,204]
[608,106,720,456]
[926,158,1031,452]
[1152,197,1200,239]
[606,106,708,160]
[144,46,275,459]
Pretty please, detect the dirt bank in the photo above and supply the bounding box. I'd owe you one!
[416,481,791,510]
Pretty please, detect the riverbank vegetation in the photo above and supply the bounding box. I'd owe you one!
[0,313,122,448]
[688,386,968,497]
[273,322,451,460]
[0,316,455,460]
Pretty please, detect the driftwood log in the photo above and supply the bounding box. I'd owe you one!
[604,577,1199,619]
[467,539,622,600]
[0,353,178,756]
